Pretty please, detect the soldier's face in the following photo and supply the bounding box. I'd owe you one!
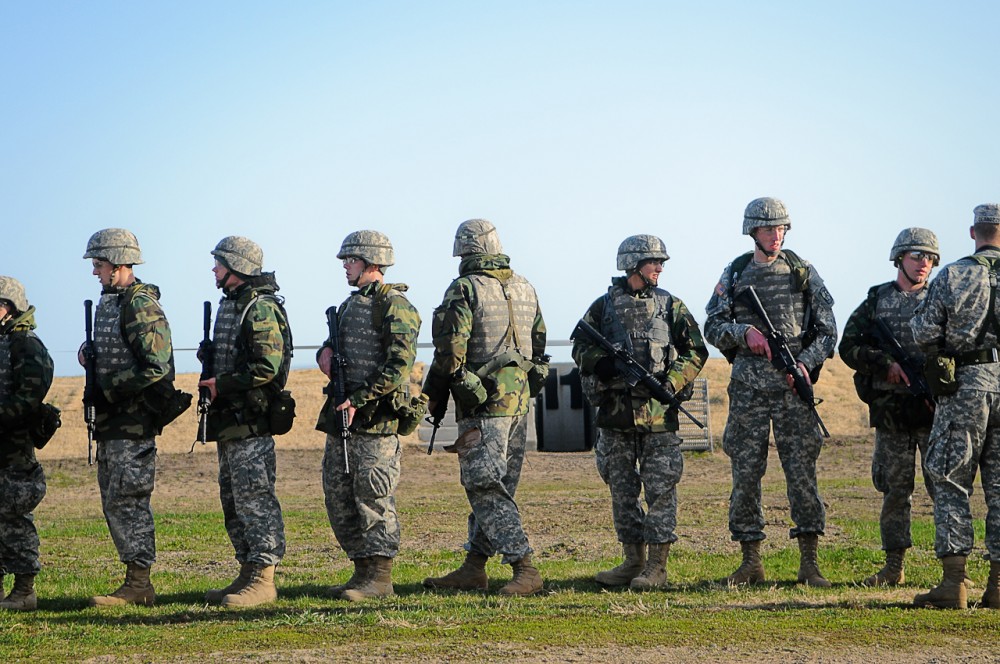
[637,259,664,286]
[900,251,935,284]
[92,259,115,288]
[753,225,786,253]
[343,256,365,286]
[0,301,10,320]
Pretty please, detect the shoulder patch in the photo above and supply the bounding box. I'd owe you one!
[714,281,726,297]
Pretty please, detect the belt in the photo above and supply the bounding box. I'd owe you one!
[954,348,1000,367]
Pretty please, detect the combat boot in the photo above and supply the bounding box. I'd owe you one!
[981,561,1000,608]
[342,556,394,601]
[89,563,155,607]
[797,534,831,587]
[423,552,489,590]
[329,557,371,598]
[724,541,766,586]
[913,555,968,609]
[499,554,543,596]
[221,564,277,608]
[595,542,645,587]
[630,543,670,590]
[0,574,37,612]
[861,548,906,586]
[205,562,253,604]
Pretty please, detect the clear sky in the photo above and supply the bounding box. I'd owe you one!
[3,1,998,375]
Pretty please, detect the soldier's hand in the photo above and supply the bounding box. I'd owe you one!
[336,398,356,426]
[886,362,911,386]
[197,377,218,402]
[745,327,772,360]
[785,361,812,392]
[594,356,617,381]
[318,347,333,378]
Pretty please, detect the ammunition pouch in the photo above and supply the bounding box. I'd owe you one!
[394,389,429,436]
[924,355,958,397]
[28,403,62,449]
[143,381,193,432]
[269,389,296,435]
[451,369,488,411]
[527,356,550,397]
[852,372,878,405]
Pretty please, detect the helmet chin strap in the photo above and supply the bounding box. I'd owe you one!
[898,260,924,286]
[753,236,782,258]
[216,269,235,291]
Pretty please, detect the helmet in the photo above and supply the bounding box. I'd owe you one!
[0,276,28,313]
[974,203,1000,225]
[616,234,670,272]
[890,227,939,264]
[211,236,263,277]
[742,197,791,235]
[82,228,144,265]
[337,230,395,269]
[453,219,503,257]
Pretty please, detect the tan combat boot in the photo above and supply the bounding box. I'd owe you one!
[797,534,831,587]
[205,562,253,604]
[329,558,371,598]
[630,543,670,590]
[725,541,766,586]
[861,548,906,586]
[913,555,968,609]
[423,552,489,590]
[221,564,277,608]
[0,574,37,612]
[499,554,543,596]
[981,560,1000,608]
[595,542,645,587]
[342,556,394,602]
[89,563,155,607]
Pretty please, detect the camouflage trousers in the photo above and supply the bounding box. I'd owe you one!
[217,436,286,566]
[595,429,683,545]
[0,462,46,575]
[872,427,932,551]
[723,383,826,541]
[322,432,401,560]
[455,415,532,564]
[924,389,1000,560]
[97,438,156,567]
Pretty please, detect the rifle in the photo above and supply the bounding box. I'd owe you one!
[570,318,705,429]
[192,301,214,452]
[871,317,935,412]
[425,398,447,455]
[82,299,98,465]
[323,306,351,474]
[737,286,830,438]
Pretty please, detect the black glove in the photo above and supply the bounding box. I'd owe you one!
[594,356,618,381]
[659,379,676,397]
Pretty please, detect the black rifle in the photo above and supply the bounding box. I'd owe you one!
[425,398,447,455]
[571,319,705,429]
[871,317,935,412]
[192,301,214,452]
[324,306,351,474]
[82,299,98,465]
[737,286,830,438]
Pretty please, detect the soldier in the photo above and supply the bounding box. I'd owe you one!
[571,235,708,590]
[704,198,838,587]
[911,203,1000,610]
[0,277,54,612]
[316,231,422,601]
[839,228,939,586]
[198,236,292,608]
[421,219,549,596]
[81,229,185,607]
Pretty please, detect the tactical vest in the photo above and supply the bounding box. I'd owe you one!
[732,255,808,357]
[212,298,242,376]
[466,273,537,367]
[0,334,12,404]
[338,290,387,391]
[94,292,139,381]
[866,283,926,392]
[600,286,675,374]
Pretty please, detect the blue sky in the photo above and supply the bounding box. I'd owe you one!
[3,1,998,375]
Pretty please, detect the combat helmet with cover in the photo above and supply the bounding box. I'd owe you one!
[82,228,144,265]
[974,203,1000,225]
[0,276,28,313]
[453,219,503,257]
[337,230,395,270]
[616,234,670,272]
[742,197,791,235]
[212,236,263,277]
[890,227,939,265]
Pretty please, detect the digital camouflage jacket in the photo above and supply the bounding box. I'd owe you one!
[0,307,54,468]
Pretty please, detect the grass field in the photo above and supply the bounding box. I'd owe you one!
[4,359,1000,663]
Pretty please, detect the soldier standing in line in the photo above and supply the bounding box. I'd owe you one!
[316,231,423,601]
[81,229,184,607]
[0,277,54,612]
[911,204,1000,609]
[421,219,549,596]
[571,236,707,590]
[198,236,292,608]
[704,198,838,587]
[839,228,939,586]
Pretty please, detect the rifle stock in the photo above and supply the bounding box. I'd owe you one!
[82,299,97,465]
[324,306,352,474]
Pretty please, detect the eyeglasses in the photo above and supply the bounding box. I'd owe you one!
[638,259,666,268]
[906,251,937,263]
[342,257,362,266]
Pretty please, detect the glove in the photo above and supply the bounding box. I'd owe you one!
[659,379,676,397]
[594,356,618,381]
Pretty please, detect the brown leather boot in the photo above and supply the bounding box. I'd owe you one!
[981,561,1000,608]
[423,552,489,590]
[499,554,543,596]
[595,542,645,587]
[330,558,371,598]
[725,541,766,586]
[0,574,37,612]
[630,543,669,590]
[222,564,277,608]
[914,555,968,609]
[861,548,906,586]
[797,534,831,587]
[205,562,253,604]
[89,563,155,607]
[342,556,394,601]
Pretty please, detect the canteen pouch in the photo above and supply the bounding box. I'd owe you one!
[924,355,958,397]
